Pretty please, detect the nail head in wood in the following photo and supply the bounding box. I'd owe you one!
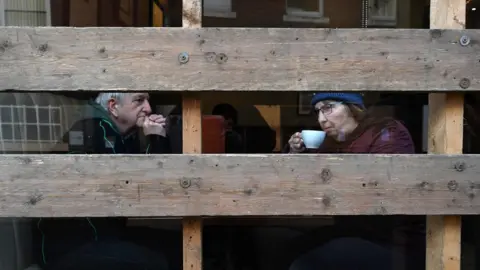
[459,78,470,89]
[180,178,192,188]
[178,52,189,64]
[215,53,228,64]
[447,180,459,191]
[459,35,470,46]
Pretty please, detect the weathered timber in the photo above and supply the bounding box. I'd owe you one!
[1,154,480,217]
[182,2,203,269]
[426,0,466,269]
[0,27,478,91]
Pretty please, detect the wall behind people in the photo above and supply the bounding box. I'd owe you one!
[0,93,88,153]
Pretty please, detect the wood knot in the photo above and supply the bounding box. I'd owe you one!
[376,206,388,215]
[454,161,466,172]
[18,157,32,164]
[182,9,201,26]
[322,196,331,207]
[243,184,258,196]
[430,29,443,39]
[243,189,253,195]
[215,53,228,64]
[320,168,332,183]
[204,52,216,62]
[418,181,434,191]
[26,194,43,205]
[0,39,11,52]
[467,183,477,199]
[38,43,48,52]
[447,180,458,191]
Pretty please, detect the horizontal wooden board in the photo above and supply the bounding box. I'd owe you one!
[1,154,480,217]
[0,27,478,91]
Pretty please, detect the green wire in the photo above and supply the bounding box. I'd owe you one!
[37,124,109,264]
[99,121,116,153]
[37,218,46,265]
[86,218,98,241]
[146,144,150,154]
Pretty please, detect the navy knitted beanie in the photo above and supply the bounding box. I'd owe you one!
[311,92,364,107]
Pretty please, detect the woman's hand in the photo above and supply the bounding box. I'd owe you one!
[288,132,305,153]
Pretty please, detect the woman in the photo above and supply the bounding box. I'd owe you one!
[284,92,419,270]
[287,92,414,154]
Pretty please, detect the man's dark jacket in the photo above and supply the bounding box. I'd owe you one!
[36,100,171,268]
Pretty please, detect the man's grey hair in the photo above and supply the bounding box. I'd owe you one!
[95,93,129,110]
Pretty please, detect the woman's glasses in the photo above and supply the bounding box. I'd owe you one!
[312,102,343,116]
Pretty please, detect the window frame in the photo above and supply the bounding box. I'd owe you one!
[283,0,329,24]
[368,0,397,27]
[0,105,63,144]
[203,0,237,19]
[0,0,51,26]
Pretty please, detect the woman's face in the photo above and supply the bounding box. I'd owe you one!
[313,100,357,139]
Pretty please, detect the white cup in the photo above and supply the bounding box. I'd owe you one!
[301,130,326,149]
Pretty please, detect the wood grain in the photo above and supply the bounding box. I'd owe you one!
[181,2,203,269]
[1,154,480,217]
[182,96,202,154]
[0,27,478,91]
[427,0,466,269]
[426,216,462,270]
[183,218,202,270]
[430,0,466,29]
[182,0,201,28]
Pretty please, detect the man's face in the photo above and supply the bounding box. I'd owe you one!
[110,93,152,130]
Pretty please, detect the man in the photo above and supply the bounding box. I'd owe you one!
[66,92,170,154]
[37,93,171,270]
[211,103,243,153]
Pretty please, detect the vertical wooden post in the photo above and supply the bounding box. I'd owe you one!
[427,1,465,270]
[182,1,203,270]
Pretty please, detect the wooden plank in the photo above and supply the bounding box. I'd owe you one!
[182,95,203,270]
[181,1,203,269]
[182,0,201,28]
[430,0,466,29]
[427,0,466,270]
[183,218,202,270]
[0,27,478,91]
[1,154,480,217]
[428,93,464,154]
[427,216,462,270]
[182,96,202,154]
